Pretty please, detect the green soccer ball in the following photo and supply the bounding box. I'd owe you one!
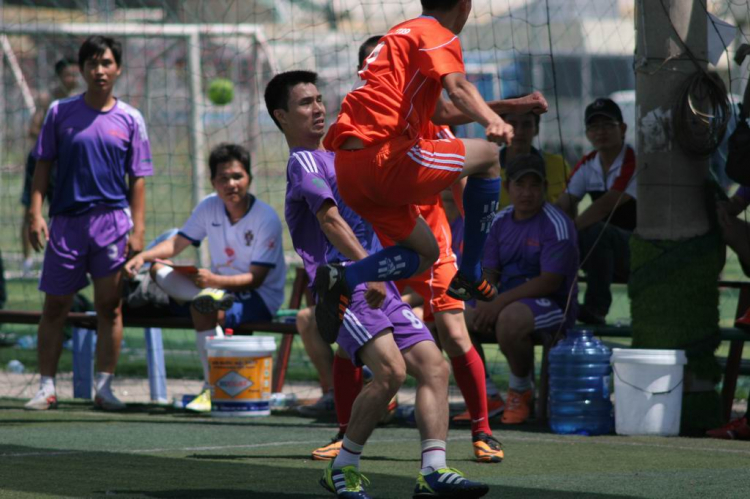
[207,78,234,106]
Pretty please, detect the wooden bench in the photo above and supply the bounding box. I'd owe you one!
[0,267,313,402]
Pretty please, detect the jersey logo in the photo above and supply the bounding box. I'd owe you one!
[244,230,254,247]
[393,28,411,35]
[312,178,327,190]
[211,222,221,227]
[536,298,552,307]
[225,247,235,257]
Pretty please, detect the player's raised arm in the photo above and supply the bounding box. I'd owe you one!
[432,91,548,127]
[442,72,514,145]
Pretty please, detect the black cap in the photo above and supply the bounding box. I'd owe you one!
[506,153,546,182]
[585,98,623,124]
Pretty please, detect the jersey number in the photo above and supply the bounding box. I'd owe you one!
[402,309,423,329]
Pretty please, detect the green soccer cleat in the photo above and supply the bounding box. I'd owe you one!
[413,467,489,498]
[191,288,235,315]
[185,389,211,413]
[320,461,371,498]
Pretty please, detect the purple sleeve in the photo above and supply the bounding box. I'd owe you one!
[33,104,58,161]
[540,223,578,276]
[288,155,336,216]
[736,186,750,206]
[126,109,153,177]
[482,217,502,271]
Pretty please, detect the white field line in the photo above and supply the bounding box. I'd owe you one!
[3,433,750,459]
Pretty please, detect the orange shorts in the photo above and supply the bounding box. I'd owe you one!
[335,135,466,242]
[385,201,463,323]
[397,254,464,323]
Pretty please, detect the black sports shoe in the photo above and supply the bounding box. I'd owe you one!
[314,264,351,343]
[447,272,497,302]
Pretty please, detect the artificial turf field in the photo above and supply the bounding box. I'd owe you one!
[0,399,749,499]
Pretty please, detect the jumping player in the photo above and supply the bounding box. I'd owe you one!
[316,0,516,339]
[25,36,152,411]
[266,70,489,499]
[309,35,507,466]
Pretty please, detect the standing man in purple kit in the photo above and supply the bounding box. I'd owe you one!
[24,35,153,411]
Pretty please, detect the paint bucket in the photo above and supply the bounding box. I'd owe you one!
[206,336,276,416]
[611,348,687,436]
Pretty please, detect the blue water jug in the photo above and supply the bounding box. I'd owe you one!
[548,329,613,435]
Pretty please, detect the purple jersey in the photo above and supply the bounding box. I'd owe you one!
[34,94,153,216]
[284,147,381,283]
[483,203,578,309]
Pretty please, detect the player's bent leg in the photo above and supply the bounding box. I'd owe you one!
[151,263,202,303]
[448,141,501,303]
[401,340,449,442]
[404,343,490,497]
[496,301,536,425]
[344,330,406,445]
[457,139,500,179]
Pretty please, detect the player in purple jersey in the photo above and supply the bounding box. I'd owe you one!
[468,154,578,425]
[25,36,153,411]
[265,70,489,499]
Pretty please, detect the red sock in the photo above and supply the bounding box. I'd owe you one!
[450,347,491,435]
[333,355,363,435]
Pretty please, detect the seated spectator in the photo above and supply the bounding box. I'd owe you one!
[124,143,286,412]
[467,154,579,425]
[556,98,636,325]
[497,97,570,209]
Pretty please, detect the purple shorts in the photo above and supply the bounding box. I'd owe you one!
[518,297,576,336]
[40,207,132,296]
[337,281,435,366]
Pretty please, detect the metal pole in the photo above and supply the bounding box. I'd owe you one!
[186,31,208,267]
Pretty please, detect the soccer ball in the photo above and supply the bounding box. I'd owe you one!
[207,78,234,106]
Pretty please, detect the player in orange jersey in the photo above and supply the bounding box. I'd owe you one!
[316,1,545,353]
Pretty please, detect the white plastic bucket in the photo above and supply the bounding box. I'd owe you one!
[207,336,276,417]
[611,348,687,436]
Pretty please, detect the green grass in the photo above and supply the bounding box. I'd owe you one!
[0,399,748,498]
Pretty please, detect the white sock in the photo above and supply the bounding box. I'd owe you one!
[420,439,447,474]
[509,372,533,392]
[333,435,364,469]
[155,266,202,302]
[95,372,114,394]
[40,376,55,395]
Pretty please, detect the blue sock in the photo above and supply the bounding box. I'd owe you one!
[459,176,500,281]
[344,246,421,289]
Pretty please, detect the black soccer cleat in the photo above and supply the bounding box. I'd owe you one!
[314,264,351,343]
[447,272,497,302]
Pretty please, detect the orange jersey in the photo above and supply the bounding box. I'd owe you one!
[324,16,465,150]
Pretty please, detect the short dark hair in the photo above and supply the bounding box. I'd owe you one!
[500,94,541,128]
[358,35,383,69]
[264,70,318,131]
[208,143,251,179]
[54,58,77,77]
[421,0,461,11]
[78,35,122,70]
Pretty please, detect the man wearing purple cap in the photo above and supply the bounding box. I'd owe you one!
[25,35,153,411]
[556,97,636,325]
